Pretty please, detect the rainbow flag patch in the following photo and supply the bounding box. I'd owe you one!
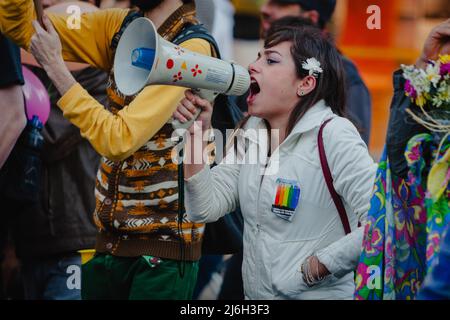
[271,178,301,221]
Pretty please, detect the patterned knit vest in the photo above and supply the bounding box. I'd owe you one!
[93,3,205,261]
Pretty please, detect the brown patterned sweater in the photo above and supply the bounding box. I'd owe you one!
[93,3,209,261]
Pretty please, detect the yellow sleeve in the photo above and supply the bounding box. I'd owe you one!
[57,38,212,161]
[0,0,128,71]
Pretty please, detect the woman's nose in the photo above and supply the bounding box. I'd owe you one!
[248,62,259,74]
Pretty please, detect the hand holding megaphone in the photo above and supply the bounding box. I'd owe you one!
[174,89,214,134]
[113,17,250,130]
[170,88,217,130]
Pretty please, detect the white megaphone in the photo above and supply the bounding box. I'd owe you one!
[114,17,250,130]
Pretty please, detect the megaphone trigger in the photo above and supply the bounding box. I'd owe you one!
[193,88,219,102]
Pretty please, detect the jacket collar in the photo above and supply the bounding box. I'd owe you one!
[288,99,334,137]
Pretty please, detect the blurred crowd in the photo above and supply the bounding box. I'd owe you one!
[0,0,449,300]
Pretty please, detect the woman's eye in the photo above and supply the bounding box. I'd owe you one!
[267,59,278,65]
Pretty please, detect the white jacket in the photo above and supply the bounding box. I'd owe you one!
[185,100,377,300]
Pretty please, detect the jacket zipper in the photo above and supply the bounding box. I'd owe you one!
[254,145,271,297]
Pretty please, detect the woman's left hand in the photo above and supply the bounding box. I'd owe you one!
[301,256,331,286]
[310,256,331,279]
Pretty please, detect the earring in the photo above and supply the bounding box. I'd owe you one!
[298,91,304,96]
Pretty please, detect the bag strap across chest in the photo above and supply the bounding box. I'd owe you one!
[318,118,352,235]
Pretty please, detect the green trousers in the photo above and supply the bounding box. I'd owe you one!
[81,253,198,300]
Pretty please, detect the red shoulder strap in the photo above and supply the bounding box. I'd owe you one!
[318,118,352,235]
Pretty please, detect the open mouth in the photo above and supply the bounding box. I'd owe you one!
[247,77,261,105]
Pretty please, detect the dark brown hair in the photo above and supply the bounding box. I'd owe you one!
[268,24,346,135]
[238,21,347,138]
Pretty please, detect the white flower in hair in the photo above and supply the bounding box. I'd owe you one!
[302,58,323,77]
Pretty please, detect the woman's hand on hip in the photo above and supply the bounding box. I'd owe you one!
[301,255,331,287]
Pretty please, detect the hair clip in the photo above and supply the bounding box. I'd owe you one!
[302,57,323,78]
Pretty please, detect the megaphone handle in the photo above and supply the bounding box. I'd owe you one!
[172,89,218,130]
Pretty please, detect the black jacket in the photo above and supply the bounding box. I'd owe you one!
[6,66,108,260]
[386,69,429,179]
[342,57,372,145]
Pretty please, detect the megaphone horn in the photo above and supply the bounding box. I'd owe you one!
[114,17,250,130]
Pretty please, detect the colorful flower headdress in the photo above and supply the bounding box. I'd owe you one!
[302,58,323,78]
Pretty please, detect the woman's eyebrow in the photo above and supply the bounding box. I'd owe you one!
[264,49,282,57]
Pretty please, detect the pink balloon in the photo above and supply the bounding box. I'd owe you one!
[21,66,51,124]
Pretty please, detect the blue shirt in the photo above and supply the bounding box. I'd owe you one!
[417,224,450,300]
[342,57,372,146]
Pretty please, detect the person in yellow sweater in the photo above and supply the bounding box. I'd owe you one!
[0,0,213,299]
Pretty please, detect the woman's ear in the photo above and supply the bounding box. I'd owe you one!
[297,75,317,97]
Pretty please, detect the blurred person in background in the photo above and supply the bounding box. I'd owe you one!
[0,33,26,300]
[212,0,235,61]
[98,0,130,8]
[0,1,106,300]
[0,0,215,299]
[0,35,26,169]
[261,0,372,145]
[417,223,450,300]
[355,19,450,300]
